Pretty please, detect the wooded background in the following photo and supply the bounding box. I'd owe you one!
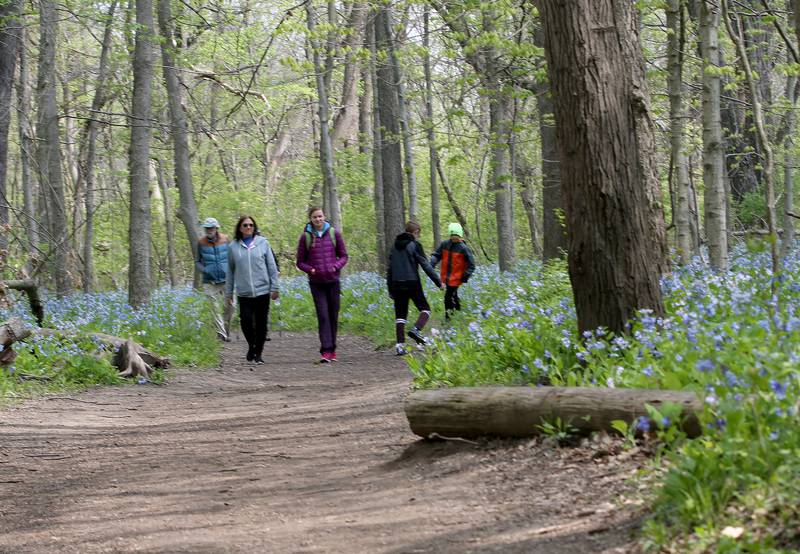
[0,0,796,328]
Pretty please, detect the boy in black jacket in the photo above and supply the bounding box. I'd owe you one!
[387,221,444,355]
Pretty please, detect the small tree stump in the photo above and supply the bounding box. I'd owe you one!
[405,386,703,439]
[117,339,152,379]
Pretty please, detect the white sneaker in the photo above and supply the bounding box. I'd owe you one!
[395,343,408,356]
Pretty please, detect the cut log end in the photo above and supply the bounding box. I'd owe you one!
[116,339,153,379]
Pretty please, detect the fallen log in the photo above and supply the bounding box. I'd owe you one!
[405,386,703,439]
[0,318,33,365]
[3,280,44,326]
[34,328,169,370]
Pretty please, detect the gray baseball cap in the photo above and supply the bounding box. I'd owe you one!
[202,217,220,228]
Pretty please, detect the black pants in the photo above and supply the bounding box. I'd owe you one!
[238,294,271,356]
[444,285,461,313]
[392,282,430,320]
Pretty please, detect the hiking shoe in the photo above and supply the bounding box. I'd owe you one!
[254,356,265,365]
[217,330,230,342]
[395,344,408,356]
[407,326,426,345]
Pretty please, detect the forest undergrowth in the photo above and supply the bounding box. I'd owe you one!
[2,245,799,551]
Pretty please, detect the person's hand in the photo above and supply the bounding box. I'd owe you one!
[226,296,234,306]
[310,268,316,275]
[331,266,337,273]
[270,291,280,300]
[440,283,446,290]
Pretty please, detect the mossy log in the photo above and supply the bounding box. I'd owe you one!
[34,328,170,370]
[405,386,703,439]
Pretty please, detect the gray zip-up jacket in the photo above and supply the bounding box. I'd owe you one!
[225,235,279,298]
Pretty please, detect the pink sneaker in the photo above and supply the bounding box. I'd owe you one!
[320,352,331,363]
[330,351,337,362]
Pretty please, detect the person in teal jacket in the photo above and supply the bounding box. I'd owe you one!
[196,217,233,341]
[225,215,280,365]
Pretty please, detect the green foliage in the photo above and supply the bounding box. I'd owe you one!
[536,416,580,446]
[734,189,767,229]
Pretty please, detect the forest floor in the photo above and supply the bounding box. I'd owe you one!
[0,332,647,553]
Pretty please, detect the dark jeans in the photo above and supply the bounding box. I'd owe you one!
[310,281,341,354]
[444,285,461,313]
[391,282,430,320]
[238,294,271,357]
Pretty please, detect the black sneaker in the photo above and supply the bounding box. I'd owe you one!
[254,356,265,365]
[407,326,426,345]
[246,348,255,362]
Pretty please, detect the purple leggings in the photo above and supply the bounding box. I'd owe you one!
[309,281,341,354]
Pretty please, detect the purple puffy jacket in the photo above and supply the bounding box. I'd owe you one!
[295,222,348,283]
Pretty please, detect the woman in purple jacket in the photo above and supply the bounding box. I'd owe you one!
[295,207,348,362]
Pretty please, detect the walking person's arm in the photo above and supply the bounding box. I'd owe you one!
[463,244,477,283]
[332,229,348,272]
[265,240,280,299]
[225,245,236,303]
[414,242,443,289]
[295,233,315,275]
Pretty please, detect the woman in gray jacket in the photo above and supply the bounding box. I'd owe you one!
[226,215,280,364]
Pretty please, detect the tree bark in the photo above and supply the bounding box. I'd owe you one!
[77,0,117,292]
[306,1,342,230]
[36,0,71,297]
[0,0,21,254]
[155,158,177,287]
[331,0,366,147]
[382,10,418,221]
[423,6,441,247]
[375,6,405,255]
[368,15,386,268]
[533,24,565,261]
[405,387,703,439]
[16,22,38,260]
[667,0,697,264]
[157,0,201,260]
[128,0,156,307]
[723,2,778,278]
[539,0,668,335]
[700,0,728,269]
[3,280,43,325]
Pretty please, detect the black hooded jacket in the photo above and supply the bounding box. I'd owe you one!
[387,232,442,290]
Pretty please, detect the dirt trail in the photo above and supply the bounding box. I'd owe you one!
[0,332,643,553]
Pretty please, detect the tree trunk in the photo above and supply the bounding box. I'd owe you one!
[722,2,778,278]
[375,6,405,255]
[157,0,201,259]
[533,24,565,261]
[36,0,71,297]
[484,11,515,271]
[667,0,696,264]
[0,0,21,254]
[306,1,342,230]
[539,0,668,335]
[331,0,366,147]
[782,74,797,256]
[382,10,418,221]
[700,0,728,270]
[405,386,703,439]
[368,15,386,268]
[77,0,117,292]
[423,6,441,247]
[16,22,38,260]
[155,158,178,287]
[128,0,155,307]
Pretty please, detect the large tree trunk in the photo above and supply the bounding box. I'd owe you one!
[700,0,728,270]
[533,24,565,261]
[539,0,668,335]
[375,6,405,255]
[78,0,117,292]
[782,77,797,256]
[36,0,71,297]
[128,0,155,307]
[668,0,697,264]
[306,1,342,230]
[0,0,21,254]
[423,6,441,248]
[157,0,200,258]
[406,387,703,439]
